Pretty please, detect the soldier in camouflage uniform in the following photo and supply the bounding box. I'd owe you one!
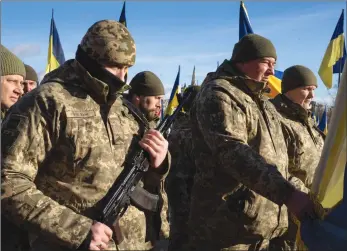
[127,71,165,129]
[1,20,169,251]
[1,44,26,120]
[165,85,201,251]
[271,65,325,249]
[126,71,170,250]
[187,34,316,251]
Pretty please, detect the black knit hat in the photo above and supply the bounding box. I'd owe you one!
[129,71,165,96]
[282,65,317,93]
[179,85,201,111]
[24,64,38,82]
[0,44,26,78]
[231,34,277,63]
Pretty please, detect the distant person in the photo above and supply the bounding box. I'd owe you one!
[271,65,325,249]
[126,71,170,249]
[127,71,165,128]
[23,64,39,94]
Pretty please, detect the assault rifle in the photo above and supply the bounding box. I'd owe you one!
[82,89,193,246]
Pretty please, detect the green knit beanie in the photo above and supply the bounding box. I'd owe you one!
[231,34,277,63]
[0,44,26,78]
[24,64,38,82]
[282,65,317,93]
[129,71,165,96]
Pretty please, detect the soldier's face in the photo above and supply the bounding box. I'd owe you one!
[239,57,276,83]
[104,65,129,82]
[285,85,316,110]
[1,75,24,109]
[138,95,164,121]
[23,80,37,94]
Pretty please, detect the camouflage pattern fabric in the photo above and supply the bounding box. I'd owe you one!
[1,59,169,251]
[80,20,136,67]
[187,59,297,251]
[271,94,325,191]
[165,111,195,251]
[1,107,7,120]
[271,94,325,250]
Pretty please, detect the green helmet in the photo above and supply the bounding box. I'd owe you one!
[80,20,136,67]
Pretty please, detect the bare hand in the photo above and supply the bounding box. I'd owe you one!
[89,221,113,250]
[285,190,316,221]
[139,129,168,168]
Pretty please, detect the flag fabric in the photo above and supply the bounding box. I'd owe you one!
[119,1,127,27]
[239,1,253,39]
[316,112,320,126]
[45,10,65,73]
[191,66,196,86]
[239,1,282,98]
[318,9,346,89]
[318,105,328,134]
[119,1,128,82]
[165,66,181,116]
[298,60,347,250]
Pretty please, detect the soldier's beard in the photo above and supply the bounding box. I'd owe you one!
[139,106,159,122]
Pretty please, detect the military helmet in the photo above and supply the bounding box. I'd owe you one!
[80,20,136,67]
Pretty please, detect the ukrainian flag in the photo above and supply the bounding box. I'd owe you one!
[119,1,127,27]
[318,9,346,89]
[239,1,253,39]
[165,66,181,116]
[119,1,128,82]
[239,1,282,98]
[298,59,347,250]
[45,10,65,73]
[318,105,328,135]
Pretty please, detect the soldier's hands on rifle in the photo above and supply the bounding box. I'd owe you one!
[139,129,168,168]
[89,221,113,250]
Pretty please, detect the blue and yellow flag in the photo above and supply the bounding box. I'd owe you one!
[239,1,282,98]
[119,1,128,82]
[239,1,253,39]
[318,9,346,89]
[119,1,127,27]
[318,105,328,135]
[298,60,347,250]
[165,66,181,116]
[45,10,65,73]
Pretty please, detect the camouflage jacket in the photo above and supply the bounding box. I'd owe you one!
[166,111,195,250]
[271,94,325,192]
[1,59,169,251]
[1,107,8,120]
[188,60,296,250]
